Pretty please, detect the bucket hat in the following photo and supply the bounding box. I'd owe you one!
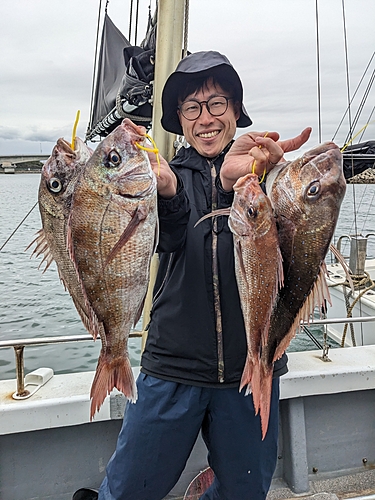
[161,51,252,135]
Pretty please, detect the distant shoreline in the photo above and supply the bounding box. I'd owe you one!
[1,167,374,183]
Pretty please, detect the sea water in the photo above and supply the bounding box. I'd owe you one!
[0,174,374,380]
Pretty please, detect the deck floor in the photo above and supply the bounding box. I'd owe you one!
[267,469,375,499]
[163,469,375,499]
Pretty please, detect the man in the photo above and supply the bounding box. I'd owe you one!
[74,50,311,500]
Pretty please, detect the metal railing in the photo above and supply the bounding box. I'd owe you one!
[1,316,375,399]
[0,330,143,398]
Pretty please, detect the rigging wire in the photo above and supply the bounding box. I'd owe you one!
[129,0,134,42]
[358,105,375,142]
[0,202,38,252]
[332,51,375,142]
[134,0,140,45]
[343,69,375,146]
[87,0,104,137]
[341,0,353,143]
[340,0,359,241]
[314,0,322,143]
[128,0,140,45]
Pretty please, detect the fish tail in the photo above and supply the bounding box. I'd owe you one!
[240,355,261,414]
[90,354,137,420]
[259,362,274,440]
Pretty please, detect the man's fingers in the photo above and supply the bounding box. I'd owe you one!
[278,127,312,153]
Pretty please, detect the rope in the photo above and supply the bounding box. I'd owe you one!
[330,272,375,347]
[115,93,152,123]
[0,202,38,252]
[183,0,190,58]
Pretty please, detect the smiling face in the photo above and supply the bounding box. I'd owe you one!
[177,78,240,158]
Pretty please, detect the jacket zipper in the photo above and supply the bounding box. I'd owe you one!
[209,160,225,383]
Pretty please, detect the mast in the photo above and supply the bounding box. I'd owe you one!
[141,0,186,347]
[152,0,185,160]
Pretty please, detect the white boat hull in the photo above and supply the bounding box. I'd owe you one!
[325,259,375,346]
[1,349,375,499]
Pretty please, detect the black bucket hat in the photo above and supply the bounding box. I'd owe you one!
[161,51,252,135]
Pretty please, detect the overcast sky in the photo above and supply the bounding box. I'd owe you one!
[0,0,374,157]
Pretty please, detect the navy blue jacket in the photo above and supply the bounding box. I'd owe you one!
[141,144,288,386]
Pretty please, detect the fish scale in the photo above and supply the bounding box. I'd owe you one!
[259,141,347,439]
[67,119,158,419]
[229,173,283,414]
[29,136,95,335]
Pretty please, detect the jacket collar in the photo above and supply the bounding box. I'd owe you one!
[170,140,234,172]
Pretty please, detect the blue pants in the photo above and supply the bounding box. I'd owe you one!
[99,373,279,500]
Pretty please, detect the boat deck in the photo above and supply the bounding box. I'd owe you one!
[1,348,374,500]
[163,469,375,499]
[268,469,375,500]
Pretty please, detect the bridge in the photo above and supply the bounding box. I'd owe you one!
[0,155,49,173]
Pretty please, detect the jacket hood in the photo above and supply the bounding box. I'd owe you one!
[161,51,252,135]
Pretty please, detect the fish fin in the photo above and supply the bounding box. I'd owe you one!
[25,228,45,253]
[26,229,55,272]
[235,240,248,279]
[272,264,332,362]
[66,214,101,340]
[259,362,274,440]
[105,205,148,266]
[277,246,284,290]
[70,293,104,339]
[240,354,261,414]
[90,353,137,420]
[194,208,231,227]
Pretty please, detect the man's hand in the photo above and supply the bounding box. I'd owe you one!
[220,127,312,191]
[278,127,312,154]
[147,150,177,199]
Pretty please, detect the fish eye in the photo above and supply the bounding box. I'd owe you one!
[48,177,63,193]
[247,206,257,218]
[307,181,320,198]
[107,149,121,167]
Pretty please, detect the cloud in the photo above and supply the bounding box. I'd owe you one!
[0,0,374,155]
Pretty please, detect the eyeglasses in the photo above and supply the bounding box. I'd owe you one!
[178,95,234,121]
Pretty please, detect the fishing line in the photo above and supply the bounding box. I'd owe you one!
[71,110,81,149]
[251,132,268,183]
[0,202,38,252]
[340,121,375,152]
[135,134,160,175]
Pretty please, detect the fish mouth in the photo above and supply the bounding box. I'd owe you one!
[56,138,75,154]
[122,118,147,144]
